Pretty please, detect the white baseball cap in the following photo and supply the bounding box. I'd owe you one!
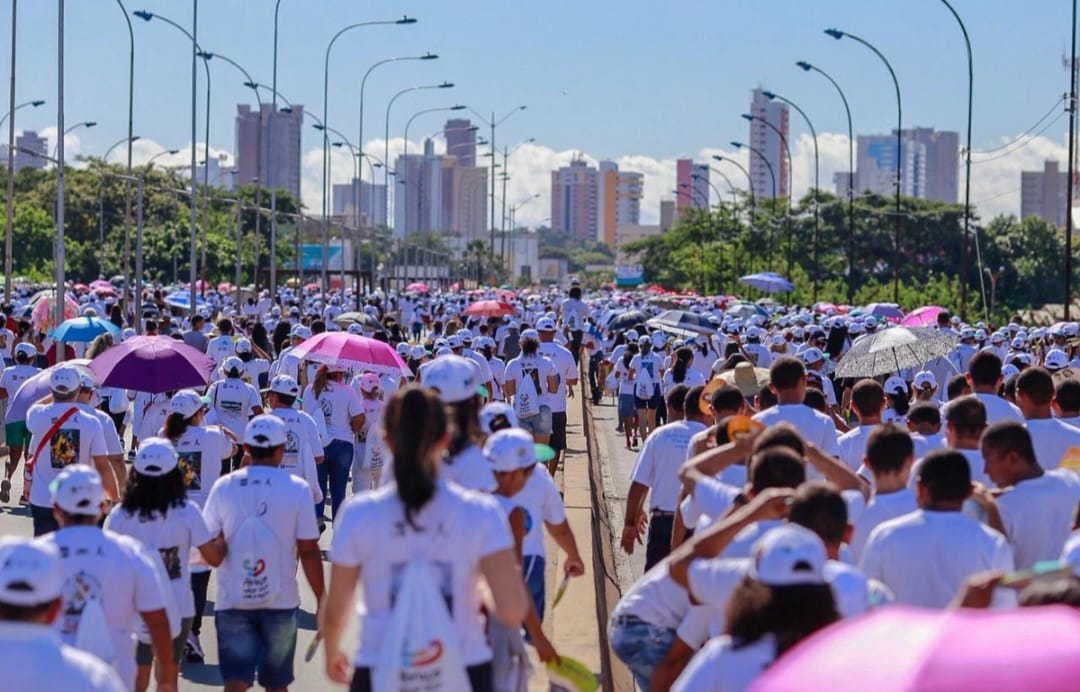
[1045,349,1069,371]
[264,374,301,398]
[290,325,311,340]
[536,317,557,332]
[480,401,519,435]
[50,464,104,516]
[800,347,825,365]
[913,371,938,390]
[520,329,540,341]
[0,538,62,606]
[235,338,252,354]
[346,323,365,335]
[409,344,427,360]
[171,389,209,418]
[358,373,381,393]
[244,414,288,448]
[750,524,827,587]
[395,342,410,356]
[13,343,35,360]
[651,331,668,347]
[482,428,554,472]
[222,356,244,375]
[884,376,908,396]
[447,334,464,348]
[134,437,179,477]
[49,365,81,395]
[423,355,481,404]
[625,329,639,341]
[1002,363,1021,380]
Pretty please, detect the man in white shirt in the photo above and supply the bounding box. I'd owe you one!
[206,319,237,366]
[263,375,324,507]
[976,421,1080,569]
[966,351,1024,425]
[1014,366,1080,469]
[537,317,579,475]
[850,425,917,562]
[753,357,842,470]
[1052,378,1080,427]
[26,366,115,536]
[0,538,126,692]
[623,385,710,572]
[37,465,176,690]
[202,415,324,692]
[560,285,589,364]
[503,330,559,446]
[910,396,991,489]
[860,449,1015,608]
[837,380,885,472]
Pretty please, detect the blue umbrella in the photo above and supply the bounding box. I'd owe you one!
[163,292,207,310]
[739,272,794,293]
[48,316,121,343]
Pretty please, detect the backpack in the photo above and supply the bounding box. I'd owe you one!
[514,359,542,418]
[634,361,654,400]
[223,474,281,608]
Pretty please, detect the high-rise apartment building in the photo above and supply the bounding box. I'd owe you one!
[749,88,789,200]
[192,154,234,190]
[13,130,46,171]
[331,179,388,227]
[551,157,598,241]
[444,119,476,168]
[394,139,447,236]
[855,128,958,202]
[442,161,488,240]
[234,103,303,199]
[676,159,710,214]
[660,199,676,232]
[833,171,854,198]
[1020,160,1068,227]
[596,160,644,247]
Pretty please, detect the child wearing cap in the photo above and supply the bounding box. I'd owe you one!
[348,372,387,491]
[104,438,226,690]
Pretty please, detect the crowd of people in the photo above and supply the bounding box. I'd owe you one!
[1,280,1080,690]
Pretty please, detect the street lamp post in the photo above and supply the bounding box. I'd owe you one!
[984,266,1004,316]
[826,28,902,303]
[99,135,140,276]
[50,120,96,159]
[797,61,855,302]
[764,91,821,301]
[3,94,46,303]
[742,113,794,275]
[401,104,465,239]
[498,137,535,264]
[55,0,65,340]
[731,141,777,271]
[693,173,729,292]
[468,106,527,270]
[115,0,135,303]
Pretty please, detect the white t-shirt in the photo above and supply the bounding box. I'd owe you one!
[269,407,323,503]
[1024,418,1080,470]
[683,474,740,528]
[1061,529,1080,573]
[206,335,235,365]
[202,465,319,611]
[82,406,123,458]
[837,425,876,472]
[172,424,233,508]
[26,404,108,508]
[511,466,567,558]
[441,444,497,493]
[131,392,170,443]
[504,354,558,416]
[630,420,707,512]
[0,622,125,692]
[613,358,635,396]
[752,403,842,475]
[995,470,1080,569]
[37,527,167,690]
[629,352,664,397]
[859,509,1015,608]
[302,381,363,443]
[560,298,588,331]
[662,368,706,394]
[206,378,261,438]
[610,561,691,631]
[907,448,991,490]
[719,519,785,558]
[849,488,917,563]
[538,342,578,413]
[912,431,946,460]
[673,634,775,692]
[973,392,1024,426]
[0,363,37,396]
[104,502,213,617]
[329,481,513,667]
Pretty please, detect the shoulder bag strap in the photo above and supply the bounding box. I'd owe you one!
[29,406,79,467]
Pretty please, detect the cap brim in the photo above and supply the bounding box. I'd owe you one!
[534,443,556,463]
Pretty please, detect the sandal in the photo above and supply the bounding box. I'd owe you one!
[0,479,10,504]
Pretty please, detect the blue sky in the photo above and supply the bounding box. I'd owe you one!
[3,0,1075,224]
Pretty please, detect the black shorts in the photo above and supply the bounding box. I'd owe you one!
[549,411,568,451]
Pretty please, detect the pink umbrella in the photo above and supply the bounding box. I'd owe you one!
[900,305,948,327]
[30,292,79,333]
[751,605,1080,692]
[406,281,429,293]
[216,282,235,294]
[289,332,409,377]
[89,279,112,290]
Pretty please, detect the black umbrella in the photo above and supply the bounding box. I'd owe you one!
[645,309,716,336]
[606,310,647,332]
[834,326,956,379]
[333,311,383,330]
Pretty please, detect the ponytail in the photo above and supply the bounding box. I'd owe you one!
[384,386,447,529]
[164,411,192,443]
[672,347,692,384]
[313,365,329,398]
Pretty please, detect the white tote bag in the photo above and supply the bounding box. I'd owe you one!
[373,558,470,691]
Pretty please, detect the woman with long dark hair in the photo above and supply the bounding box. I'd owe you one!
[302,363,364,523]
[104,438,225,691]
[321,386,529,691]
[662,346,705,393]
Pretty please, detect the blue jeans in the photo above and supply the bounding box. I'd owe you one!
[608,615,677,690]
[318,439,353,521]
[522,555,545,623]
[215,608,298,688]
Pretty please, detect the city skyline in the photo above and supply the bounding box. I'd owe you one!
[3,1,1078,229]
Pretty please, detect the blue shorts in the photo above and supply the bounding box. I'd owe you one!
[618,394,636,419]
[522,555,546,623]
[518,405,553,437]
[215,608,298,688]
[608,615,678,691]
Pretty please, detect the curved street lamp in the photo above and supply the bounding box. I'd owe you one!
[401,105,466,237]
[732,141,778,270]
[51,120,96,159]
[742,113,794,275]
[104,135,140,162]
[147,149,180,166]
[4,98,46,302]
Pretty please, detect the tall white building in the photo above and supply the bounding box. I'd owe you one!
[551,157,598,242]
[332,179,388,227]
[234,103,303,199]
[393,139,446,237]
[749,88,789,199]
[855,128,958,202]
[1020,160,1068,227]
[13,130,47,171]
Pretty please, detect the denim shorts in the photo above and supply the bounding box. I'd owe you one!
[518,405,553,437]
[618,394,636,420]
[522,555,546,623]
[215,608,298,688]
[608,615,677,690]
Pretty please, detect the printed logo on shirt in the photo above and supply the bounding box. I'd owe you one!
[283,429,300,467]
[177,450,202,490]
[50,428,81,469]
[59,570,103,637]
[219,400,243,416]
[158,546,182,580]
[390,560,454,615]
[319,398,333,420]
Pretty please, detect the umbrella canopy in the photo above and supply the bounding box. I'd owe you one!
[162,292,207,311]
[739,272,793,293]
[49,316,121,343]
[89,279,113,290]
[833,326,956,379]
[89,336,215,394]
[289,332,409,377]
[217,282,235,294]
[30,291,79,333]
[332,311,383,331]
[726,302,770,320]
[900,305,948,327]
[862,302,906,323]
[645,309,716,336]
[605,310,648,332]
[752,605,1080,692]
[4,359,92,425]
[406,281,430,293]
[463,300,515,318]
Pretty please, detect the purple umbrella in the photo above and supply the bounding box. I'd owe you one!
[89,336,214,394]
[3,359,92,425]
